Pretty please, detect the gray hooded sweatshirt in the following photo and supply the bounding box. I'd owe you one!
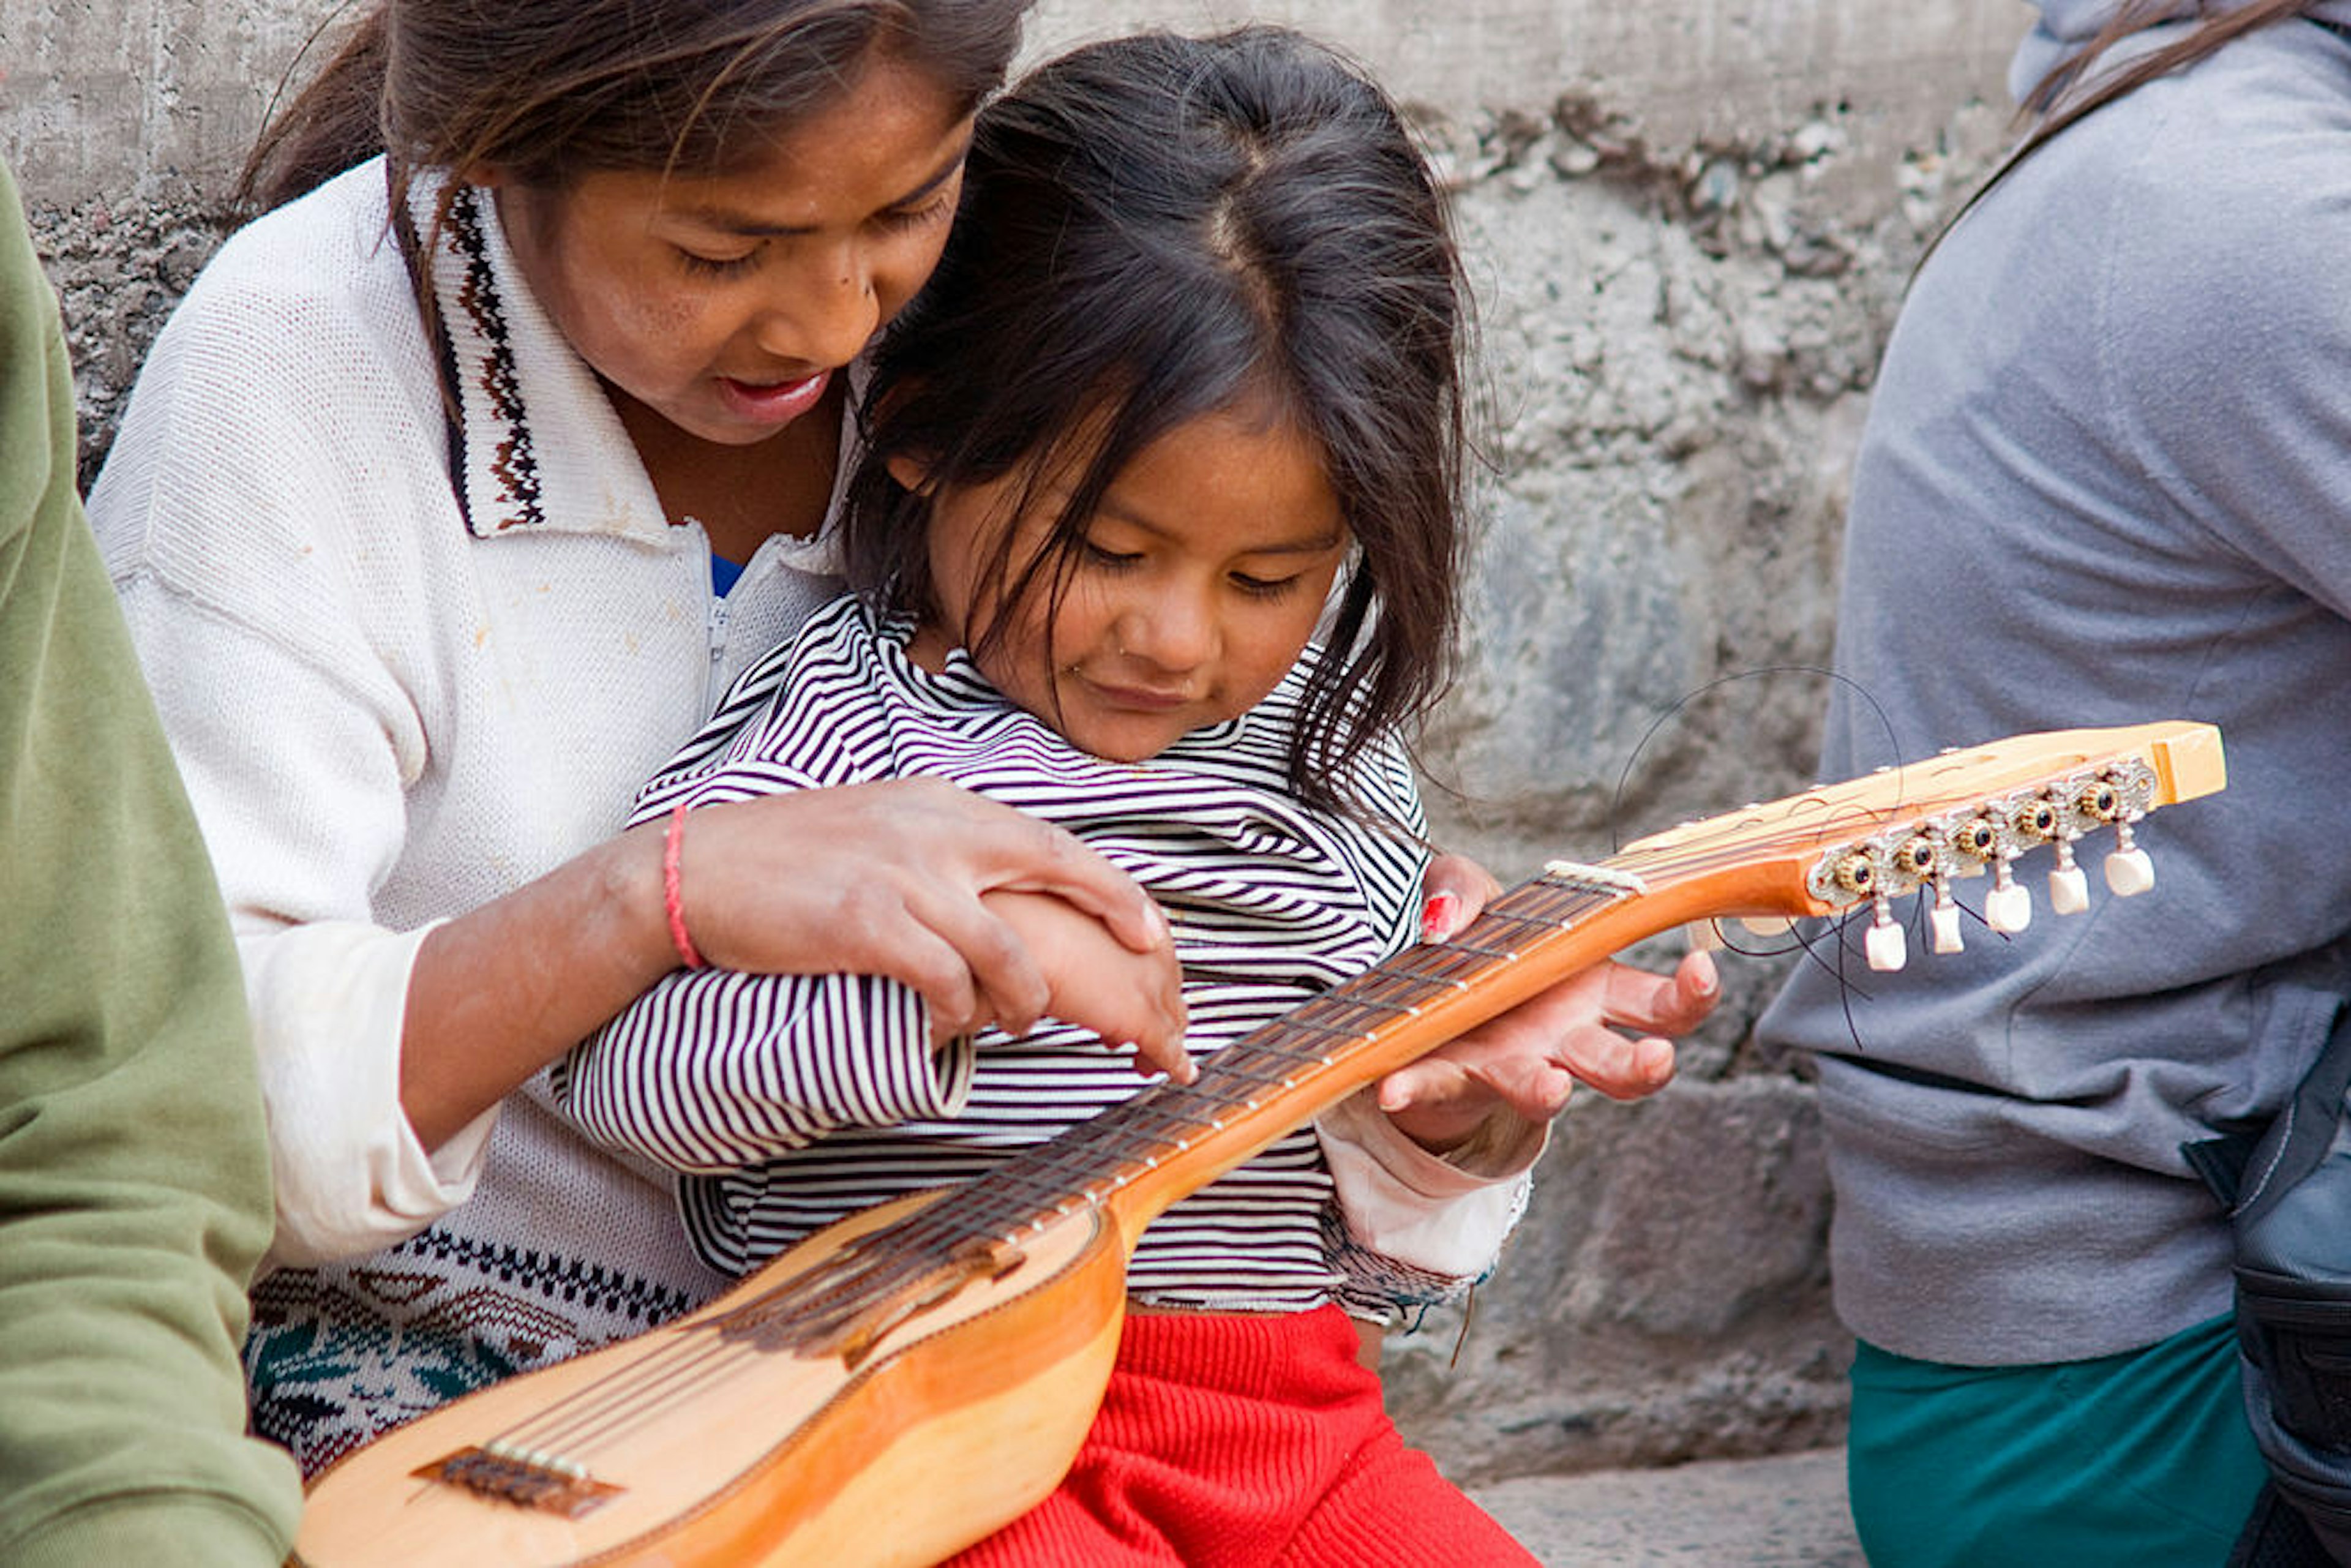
[1754,1,2351,1365]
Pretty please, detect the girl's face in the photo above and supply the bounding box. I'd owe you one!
[904,405,1352,763]
[494,56,972,449]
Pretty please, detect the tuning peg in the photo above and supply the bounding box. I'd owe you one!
[1984,855,2031,934]
[1740,915,1794,937]
[2104,820,2154,897]
[2049,835,2090,916]
[1865,896,1907,972]
[1929,882,1964,955]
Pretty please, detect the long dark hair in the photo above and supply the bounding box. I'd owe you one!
[1934,0,2317,247]
[842,25,1471,814]
[238,1,1030,239]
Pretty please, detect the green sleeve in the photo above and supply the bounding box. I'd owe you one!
[0,157,302,1566]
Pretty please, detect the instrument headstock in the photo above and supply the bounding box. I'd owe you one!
[1587,721,2225,970]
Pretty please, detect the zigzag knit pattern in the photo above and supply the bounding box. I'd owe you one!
[244,1228,699,1477]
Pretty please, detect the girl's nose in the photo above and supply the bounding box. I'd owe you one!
[1117,590,1216,672]
[761,246,880,369]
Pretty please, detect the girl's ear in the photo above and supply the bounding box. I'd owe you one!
[885,451,937,495]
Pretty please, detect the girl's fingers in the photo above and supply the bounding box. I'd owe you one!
[1125,1027,1199,1086]
[878,781,1171,958]
[1419,853,1502,940]
[897,884,1052,1037]
[1563,1029,1676,1102]
[986,834,1172,955]
[1600,950,1720,1037]
[1376,950,1713,1128]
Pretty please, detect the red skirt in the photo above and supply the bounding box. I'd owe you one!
[943,1304,1537,1567]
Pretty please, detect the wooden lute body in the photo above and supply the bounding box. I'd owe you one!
[291,721,2225,1567]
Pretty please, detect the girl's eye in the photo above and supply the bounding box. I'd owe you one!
[676,246,762,279]
[876,191,957,234]
[1232,571,1306,601]
[1079,540,1143,571]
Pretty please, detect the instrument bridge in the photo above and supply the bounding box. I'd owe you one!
[416,1440,623,1518]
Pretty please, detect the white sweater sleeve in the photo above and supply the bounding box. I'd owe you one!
[91,226,489,1264]
[240,921,493,1268]
[1316,1087,1546,1281]
[105,570,488,1265]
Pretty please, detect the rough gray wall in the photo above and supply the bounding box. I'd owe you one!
[1,0,2023,1480]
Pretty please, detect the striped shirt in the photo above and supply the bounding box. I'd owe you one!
[558,595,1439,1315]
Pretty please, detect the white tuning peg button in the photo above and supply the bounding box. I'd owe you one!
[1740,915,1794,937]
[2105,847,2154,896]
[1865,908,1908,972]
[2049,861,2090,916]
[1984,877,2031,935]
[2104,821,2154,898]
[1929,895,1964,955]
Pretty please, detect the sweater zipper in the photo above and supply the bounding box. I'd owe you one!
[682,516,733,711]
[706,585,731,712]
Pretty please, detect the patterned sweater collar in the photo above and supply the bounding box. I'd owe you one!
[422,178,673,544]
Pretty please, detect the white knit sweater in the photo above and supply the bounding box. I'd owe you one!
[88,161,846,1469]
[88,158,1534,1474]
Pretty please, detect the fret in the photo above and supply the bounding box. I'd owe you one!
[1196,1053,1303,1090]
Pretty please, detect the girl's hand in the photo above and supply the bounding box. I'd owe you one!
[980,891,1194,1082]
[673,779,1185,1062]
[1372,853,1719,1155]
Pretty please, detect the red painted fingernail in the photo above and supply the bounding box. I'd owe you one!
[1420,893,1457,939]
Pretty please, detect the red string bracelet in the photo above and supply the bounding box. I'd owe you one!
[662,801,706,970]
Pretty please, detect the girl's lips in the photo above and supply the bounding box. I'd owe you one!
[1086,678,1191,713]
[715,368,830,429]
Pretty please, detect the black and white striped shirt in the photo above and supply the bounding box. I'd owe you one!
[560,596,1434,1314]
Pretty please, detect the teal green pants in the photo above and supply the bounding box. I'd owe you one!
[1847,1313,2267,1568]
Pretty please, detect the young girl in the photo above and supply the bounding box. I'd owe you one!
[561,28,1555,1562]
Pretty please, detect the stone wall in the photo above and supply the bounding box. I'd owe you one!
[0,0,2025,1479]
